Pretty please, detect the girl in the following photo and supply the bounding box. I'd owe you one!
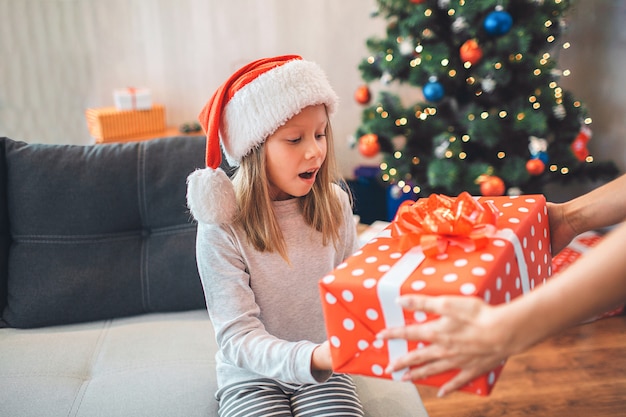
[186,55,364,417]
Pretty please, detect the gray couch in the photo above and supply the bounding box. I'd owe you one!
[0,136,428,417]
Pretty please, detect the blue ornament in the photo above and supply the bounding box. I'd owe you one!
[423,80,445,102]
[534,151,549,165]
[483,10,513,36]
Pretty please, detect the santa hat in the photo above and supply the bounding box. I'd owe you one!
[186,55,339,225]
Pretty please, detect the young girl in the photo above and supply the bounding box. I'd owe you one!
[186,55,364,417]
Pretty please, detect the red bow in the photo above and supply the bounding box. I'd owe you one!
[390,192,499,256]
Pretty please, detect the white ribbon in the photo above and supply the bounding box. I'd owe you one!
[494,228,531,294]
[377,246,426,380]
[567,240,592,255]
[377,227,531,380]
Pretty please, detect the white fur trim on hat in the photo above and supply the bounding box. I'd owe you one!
[220,59,339,166]
[186,168,236,225]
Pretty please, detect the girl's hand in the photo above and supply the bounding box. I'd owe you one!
[376,294,513,396]
[311,340,333,371]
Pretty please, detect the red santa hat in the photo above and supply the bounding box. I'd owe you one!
[186,55,339,224]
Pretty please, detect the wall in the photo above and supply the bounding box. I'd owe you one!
[1,0,624,181]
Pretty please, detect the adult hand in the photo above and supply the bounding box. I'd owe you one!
[376,294,514,396]
[546,201,578,255]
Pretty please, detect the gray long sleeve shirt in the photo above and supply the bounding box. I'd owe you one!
[195,185,358,391]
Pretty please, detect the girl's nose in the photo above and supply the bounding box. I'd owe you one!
[305,136,323,159]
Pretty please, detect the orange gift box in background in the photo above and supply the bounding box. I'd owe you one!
[85,104,166,143]
[319,193,552,396]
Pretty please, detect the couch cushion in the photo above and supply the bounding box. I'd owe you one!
[0,140,8,315]
[0,310,220,417]
[1,136,207,328]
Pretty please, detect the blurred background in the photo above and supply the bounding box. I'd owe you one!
[1,0,624,204]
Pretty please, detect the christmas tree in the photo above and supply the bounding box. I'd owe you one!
[354,0,619,198]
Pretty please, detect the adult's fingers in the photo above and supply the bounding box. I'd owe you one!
[437,368,481,397]
[397,294,485,320]
[401,357,463,383]
[376,320,438,341]
[384,344,437,374]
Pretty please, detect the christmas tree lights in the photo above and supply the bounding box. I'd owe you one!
[354,0,619,196]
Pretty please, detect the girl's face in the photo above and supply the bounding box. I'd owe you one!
[264,104,328,201]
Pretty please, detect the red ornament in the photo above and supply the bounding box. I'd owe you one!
[354,85,371,105]
[571,125,591,161]
[460,39,483,66]
[479,175,505,196]
[410,0,425,3]
[358,133,380,158]
[526,158,545,176]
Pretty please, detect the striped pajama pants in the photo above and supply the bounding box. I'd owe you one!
[217,373,365,417]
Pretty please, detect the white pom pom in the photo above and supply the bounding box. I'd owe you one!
[186,168,237,224]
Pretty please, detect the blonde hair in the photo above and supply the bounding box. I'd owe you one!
[231,113,349,261]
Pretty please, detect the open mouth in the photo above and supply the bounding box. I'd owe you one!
[299,169,317,180]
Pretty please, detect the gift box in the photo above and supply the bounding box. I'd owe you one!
[113,87,152,110]
[552,231,624,321]
[319,193,552,395]
[85,104,166,143]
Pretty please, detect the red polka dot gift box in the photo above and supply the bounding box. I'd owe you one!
[319,193,552,396]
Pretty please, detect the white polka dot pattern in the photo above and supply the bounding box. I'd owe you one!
[319,195,552,396]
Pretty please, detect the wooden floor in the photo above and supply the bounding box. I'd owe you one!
[418,314,626,417]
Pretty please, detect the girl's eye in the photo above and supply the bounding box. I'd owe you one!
[288,138,302,144]
[315,133,327,140]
